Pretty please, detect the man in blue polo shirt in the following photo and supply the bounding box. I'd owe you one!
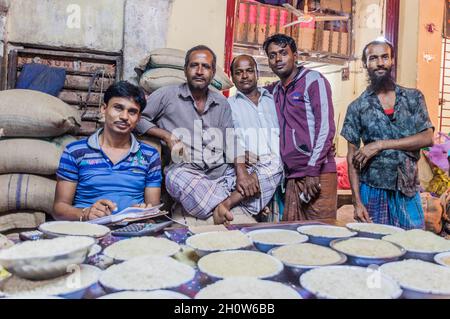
[53,81,162,221]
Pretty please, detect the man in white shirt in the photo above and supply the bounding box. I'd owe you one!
[228,54,284,216]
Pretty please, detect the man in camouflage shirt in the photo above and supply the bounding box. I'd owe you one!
[341,39,434,229]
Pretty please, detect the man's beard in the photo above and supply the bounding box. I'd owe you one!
[367,67,396,93]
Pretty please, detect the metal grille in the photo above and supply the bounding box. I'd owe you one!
[439,37,450,134]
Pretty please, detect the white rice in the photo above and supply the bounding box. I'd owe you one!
[298,225,355,238]
[271,243,343,266]
[0,235,13,250]
[99,290,190,299]
[347,223,404,235]
[0,236,94,260]
[248,230,308,245]
[380,259,450,294]
[186,230,252,251]
[103,237,180,261]
[333,238,403,258]
[442,256,450,267]
[382,229,450,253]
[1,265,100,297]
[99,256,195,291]
[300,266,402,299]
[195,278,301,299]
[40,221,110,238]
[198,250,282,279]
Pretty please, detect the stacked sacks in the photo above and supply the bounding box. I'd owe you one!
[0,89,80,233]
[135,48,234,94]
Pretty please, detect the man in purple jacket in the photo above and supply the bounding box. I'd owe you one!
[263,34,337,221]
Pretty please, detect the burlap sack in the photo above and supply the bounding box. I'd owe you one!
[0,174,56,214]
[0,89,81,137]
[421,192,444,234]
[0,135,77,175]
[135,48,233,91]
[0,211,46,233]
[139,68,186,93]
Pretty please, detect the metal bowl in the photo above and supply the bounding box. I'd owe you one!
[297,225,357,246]
[246,229,308,253]
[346,223,405,239]
[380,261,450,299]
[434,251,450,268]
[99,256,196,294]
[0,237,95,280]
[299,265,403,299]
[268,245,347,278]
[98,290,191,299]
[330,238,406,267]
[381,235,445,262]
[39,221,110,240]
[0,264,101,299]
[197,250,284,281]
[185,232,253,257]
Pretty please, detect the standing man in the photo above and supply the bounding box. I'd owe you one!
[263,34,337,221]
[136,45,272,225]
[228,54,284,219]
[341,39,434,229]
[54,81,162,221]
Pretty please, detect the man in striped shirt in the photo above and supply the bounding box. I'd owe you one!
[263,34,337,221]
[53,81,162,221]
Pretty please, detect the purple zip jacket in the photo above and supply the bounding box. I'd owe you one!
[270,67,336,179]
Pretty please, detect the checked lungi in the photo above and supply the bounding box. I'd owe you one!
[165,155,283,220]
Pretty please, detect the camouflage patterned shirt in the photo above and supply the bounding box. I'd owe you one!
[340,85,434,195]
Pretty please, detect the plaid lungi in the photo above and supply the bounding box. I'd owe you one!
[165,155,283,220]
[360,183,425,230]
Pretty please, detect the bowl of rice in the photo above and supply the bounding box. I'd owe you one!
[346,223,405,239]
[269,243,347,277]
[382,229,450,262]
[434,251,450,269]
[103,237,180,263]
[0,264,101,299]
[99,256,195,293]
[98,290,190,299]
[197,250,284,281]
[246,229,308,253]
[39,221,110,240]
[0,236,95,280]
[297,225,357,246]
[380,259,450,299]
[195,278,302,299]
[299,265,402,299]
[330,238,406,267]
[185,230,253,257]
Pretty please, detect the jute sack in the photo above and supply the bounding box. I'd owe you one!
[0,211,46,233]
[421,192,444,234]
[135,48,234,91]
[139,68,186,93]
[0,89,81,137]
[0,135,77,175]
[0,174,56,214]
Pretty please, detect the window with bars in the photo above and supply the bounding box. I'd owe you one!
[439,37,450,134]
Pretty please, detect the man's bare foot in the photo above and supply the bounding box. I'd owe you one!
[213,203,234,225]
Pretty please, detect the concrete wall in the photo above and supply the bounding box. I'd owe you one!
[397,0,419,88]
[416,0,445,130]
[166,0,227,69]
[123,0,173,82]
[6,0,125,52]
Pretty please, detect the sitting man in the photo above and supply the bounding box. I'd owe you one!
[136,45,278,225]
[53,81,162,221]
[228,54,283,220]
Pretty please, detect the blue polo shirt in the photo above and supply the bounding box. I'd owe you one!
[56,129,162,212]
